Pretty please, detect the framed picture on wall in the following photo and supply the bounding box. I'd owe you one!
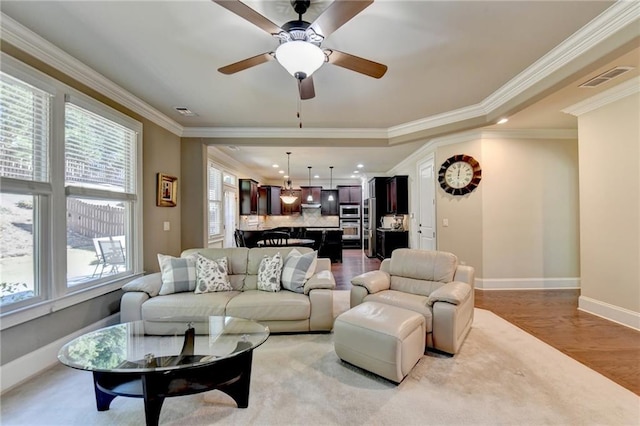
[157,173,178,207]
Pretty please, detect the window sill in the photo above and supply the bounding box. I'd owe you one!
[0,273,142,330]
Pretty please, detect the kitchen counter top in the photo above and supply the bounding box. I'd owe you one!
[377,228,407,232]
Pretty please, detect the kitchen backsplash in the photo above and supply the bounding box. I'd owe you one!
[239,209,340,230]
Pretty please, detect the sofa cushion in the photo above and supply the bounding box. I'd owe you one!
[194,255,232,294]
[182,248,249,290]
[281,249,317,293]
[245,247,313,290]
[389,249,458,283]
[226,290,311,321]
[364,290,433,333]
[257,252,283,292]
[157,253,196,295]
[141,291,240,321]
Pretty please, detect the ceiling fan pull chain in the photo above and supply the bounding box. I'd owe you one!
[297,94,303,128]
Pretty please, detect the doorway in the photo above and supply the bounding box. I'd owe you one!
[417,154,436,250]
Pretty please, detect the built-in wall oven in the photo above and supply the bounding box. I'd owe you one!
[339,204,360,218]
[340,218,361,241]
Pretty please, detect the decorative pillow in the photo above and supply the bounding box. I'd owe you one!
[257,252,283,292]
[281,249,318,293]
[194,255,232,294]
[157,253,196,295]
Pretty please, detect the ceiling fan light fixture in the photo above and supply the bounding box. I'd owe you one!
[327,166,334,201]
[275,41,325,80]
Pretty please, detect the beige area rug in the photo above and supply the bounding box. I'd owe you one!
[2,291,639,425]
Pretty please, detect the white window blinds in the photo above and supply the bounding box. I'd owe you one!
[65,102,136,193]
[208,161,222,236]
[0,72,50,182]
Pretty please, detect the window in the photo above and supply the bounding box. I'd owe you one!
[0,55,142,324]
[0,71,51,308]
[208,160,222,238]
[65,100,138,286]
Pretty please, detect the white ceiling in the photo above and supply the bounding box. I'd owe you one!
[1,0,638,184]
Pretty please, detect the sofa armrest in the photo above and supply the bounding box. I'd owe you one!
[314,257,331,273]
[428,281,471,306]
[303,270,336,294]
[122,272,162,298]
[350,270,390,294]
[453,265,475,287]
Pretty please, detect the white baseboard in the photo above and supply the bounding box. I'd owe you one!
[0,313,120,394]
[578,296,640,331]
[475,277,580,290]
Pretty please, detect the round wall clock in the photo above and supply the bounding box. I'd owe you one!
[438,154,482,196]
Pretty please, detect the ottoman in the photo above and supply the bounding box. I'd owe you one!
[334,301,426,383]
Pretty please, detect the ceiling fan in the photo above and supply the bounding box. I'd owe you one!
[213,0,388,100]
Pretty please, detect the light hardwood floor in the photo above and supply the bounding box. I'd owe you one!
[335,249,640,396]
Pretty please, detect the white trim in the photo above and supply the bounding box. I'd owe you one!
[482,1,640,113]
[578,296,640,331]
[475,277,580,290]
[182,126,389,139]
[0,13,183,137]
[0,314,120,394]
[387,104,487,140]
[562,76,640,116]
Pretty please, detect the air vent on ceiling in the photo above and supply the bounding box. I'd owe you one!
[579,66,634,88]
[174,106,198,116]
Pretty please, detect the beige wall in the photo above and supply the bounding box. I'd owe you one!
[180,138,208,251]
[577,92,640,313]
[436,140,485,276]
[481,137,580,280]
[142,123,182,273]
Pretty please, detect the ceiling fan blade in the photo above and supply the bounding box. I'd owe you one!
[326,49,387,79]
[218,52,274,75]
[310,0,373,38]
[212,0,282,35]
[298,76,316,100]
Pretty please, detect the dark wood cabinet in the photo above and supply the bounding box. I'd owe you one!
[337,185,362,204]
[281,189,301,215]
[258,185,281,215]
[386,175,408,214]
[239,179,258,215]
[300,186,322,204]
[376,230,409,259]
[321,190,339,215]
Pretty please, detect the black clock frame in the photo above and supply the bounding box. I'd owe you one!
[438,154,482,196]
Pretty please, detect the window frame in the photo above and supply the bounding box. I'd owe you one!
[0,53,143,329]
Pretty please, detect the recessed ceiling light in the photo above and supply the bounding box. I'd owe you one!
[272,164,279,168]
[497,118,509,124]
[284,175,289,178]
[314,174,320,178]
[279,170,284,174]
[353,170,359,174]
[350,175,356,178]
[357,164,364,168]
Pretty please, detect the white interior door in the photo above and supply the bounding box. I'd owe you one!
[418,155,436,250]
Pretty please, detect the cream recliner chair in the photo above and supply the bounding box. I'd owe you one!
[350,249,475,354]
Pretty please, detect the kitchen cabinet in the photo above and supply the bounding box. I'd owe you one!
[321,190,339,215]
[337,185,362,204]
[300,186,322,204]
[386,175,408,214]
[258,185,281,215]
[239,179,258,215]
[376,229,409,259]
[281,189,301,215]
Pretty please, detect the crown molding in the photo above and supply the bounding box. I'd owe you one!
[481,1,640,113]
[562,76,640,116]
[391,128,578,173]
[0,13,184,137]
[181,126,388,139]
[386,104,487,140]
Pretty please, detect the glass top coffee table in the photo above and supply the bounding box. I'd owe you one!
[58,316,269,426]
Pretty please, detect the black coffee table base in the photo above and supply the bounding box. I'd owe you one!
[92,350,253,426]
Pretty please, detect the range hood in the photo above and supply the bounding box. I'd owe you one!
[301,203,321,209]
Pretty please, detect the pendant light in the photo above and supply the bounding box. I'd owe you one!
[327,166,334,201]
[307,166,313,202]
[280,152,297,205]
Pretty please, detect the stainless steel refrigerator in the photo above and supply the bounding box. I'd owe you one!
[363,198,376,257]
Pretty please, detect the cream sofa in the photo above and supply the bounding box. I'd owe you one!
[120,247,336,333]
[350,249,475,354]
